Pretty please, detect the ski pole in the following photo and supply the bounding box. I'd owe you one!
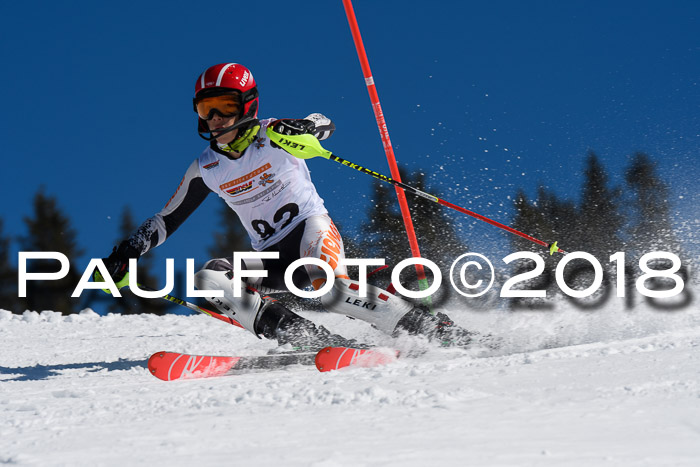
[136,283,243,328]
[266,127,566,255]
[94,269,243,326]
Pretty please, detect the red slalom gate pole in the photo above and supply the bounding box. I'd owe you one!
[342,0,430,293]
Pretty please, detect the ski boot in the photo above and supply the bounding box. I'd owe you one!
[395,306,498,349]
[255,301,361,352]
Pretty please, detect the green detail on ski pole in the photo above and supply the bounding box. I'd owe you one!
[93,270,130,294]
[549,241,559,256]
[417,277,435,314]
[265,127,332,160]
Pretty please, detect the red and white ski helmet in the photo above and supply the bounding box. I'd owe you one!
[193,63,259,142]
[194,63,258,118]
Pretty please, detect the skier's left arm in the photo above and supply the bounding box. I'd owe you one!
[270,113,335,140]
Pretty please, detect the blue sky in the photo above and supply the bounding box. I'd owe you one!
[1,0,698,278]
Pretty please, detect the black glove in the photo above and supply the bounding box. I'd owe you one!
[97,241,141,284]
[303,113,335,140]
[270,119,316,137]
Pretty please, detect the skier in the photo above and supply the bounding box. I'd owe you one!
[98,63,475,349]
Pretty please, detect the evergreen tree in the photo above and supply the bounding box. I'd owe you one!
[19,190,84,314]
[208,201,250,258]
[406,171,471,306]
[332,219,364,261]
[0,219,21,313]
[625,152,678,255]
[359,168,469,264]
[511,189,540,253]
[577,152,624,258]
[208,203,251,258]
[510,187,578,303]
[511,155,623,258]
[511,186,577,254]
[407,171,469,267]
[624,153,690,307]
[358,177,410,266]
[357,168,470,303]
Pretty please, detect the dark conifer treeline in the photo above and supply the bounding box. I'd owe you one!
[509,152,686,306]
[512,152,680,258]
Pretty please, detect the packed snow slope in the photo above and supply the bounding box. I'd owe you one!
[2,299,700,467]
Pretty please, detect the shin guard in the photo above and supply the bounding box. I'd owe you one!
[321,278,413,334]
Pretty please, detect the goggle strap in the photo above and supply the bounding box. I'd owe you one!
[240,87,258,105]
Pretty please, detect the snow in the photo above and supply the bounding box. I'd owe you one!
[2,302,700,466]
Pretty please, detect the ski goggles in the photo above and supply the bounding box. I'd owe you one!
[194,94,240,120]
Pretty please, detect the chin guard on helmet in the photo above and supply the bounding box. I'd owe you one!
[213,123,261,156]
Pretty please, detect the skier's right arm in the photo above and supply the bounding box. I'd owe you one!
[99,160,211,283]
[126,159,211,255]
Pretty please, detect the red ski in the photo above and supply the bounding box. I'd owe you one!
[314,346,399,372]
[148,351,316,381]
[148,346,400,381]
